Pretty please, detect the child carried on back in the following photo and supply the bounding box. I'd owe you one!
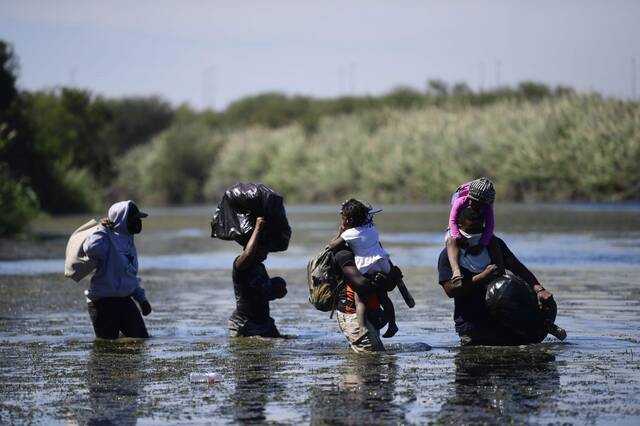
[328,199,399,341]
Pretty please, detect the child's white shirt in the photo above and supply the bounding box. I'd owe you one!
[341,223,391,274]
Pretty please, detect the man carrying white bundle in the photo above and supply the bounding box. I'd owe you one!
[83,200,152,339]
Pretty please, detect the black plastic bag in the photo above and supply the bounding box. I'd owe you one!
[485,273,556,343]
[210,183,291,252]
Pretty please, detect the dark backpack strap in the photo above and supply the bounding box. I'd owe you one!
[329,281,346,319]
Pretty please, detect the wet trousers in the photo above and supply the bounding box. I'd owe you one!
[87,297,149,339]
[336,311,385,353]
[228,313,281,338]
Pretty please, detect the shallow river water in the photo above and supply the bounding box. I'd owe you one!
[1,204,639,424]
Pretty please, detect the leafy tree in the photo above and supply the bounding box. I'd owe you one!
[25,89,111,179]
[223,93,312,128]
[427,79,449,97]
[115,113,225,205]
[451,82,472,97]
[382,86,424,108]
[0,43,108,215]
[99,96,174,154]
[0,165,39,236]
[0,41,18,113]
[0,41,40,235]
[517,81,552,102]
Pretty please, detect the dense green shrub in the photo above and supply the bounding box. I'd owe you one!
[116,115,225,205]
[0,165,39,236]
[203,96,639,203]
[99,96,174,154]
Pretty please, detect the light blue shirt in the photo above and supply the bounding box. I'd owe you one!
[458,231,492,273]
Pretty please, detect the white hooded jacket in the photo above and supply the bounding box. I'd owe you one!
[82,201,146,303]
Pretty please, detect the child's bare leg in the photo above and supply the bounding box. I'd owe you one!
[488,235,505,276]
[379,291,398,338]
[446,235,462,281]
[354,292,369,342]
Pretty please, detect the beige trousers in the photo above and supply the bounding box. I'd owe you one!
[336,311,385,353]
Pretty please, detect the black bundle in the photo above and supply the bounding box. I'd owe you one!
[211,183,291,252]
[485,273,556,343]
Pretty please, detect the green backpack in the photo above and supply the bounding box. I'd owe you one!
[307,247,344,313]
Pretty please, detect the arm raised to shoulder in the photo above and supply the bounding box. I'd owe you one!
[234,217,267,271]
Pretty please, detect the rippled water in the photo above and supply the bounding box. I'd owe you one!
[2,204,640,275]
[1,204,639,424]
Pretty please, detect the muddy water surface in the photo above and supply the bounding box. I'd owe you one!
[1,204,639,424]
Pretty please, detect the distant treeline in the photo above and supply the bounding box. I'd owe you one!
[1,40,639,236]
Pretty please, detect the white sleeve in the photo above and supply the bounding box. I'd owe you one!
[340,228,360,242]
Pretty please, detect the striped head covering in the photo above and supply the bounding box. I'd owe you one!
[468,177,495,205]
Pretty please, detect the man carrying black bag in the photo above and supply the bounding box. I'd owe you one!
[228,217,288,337]
[211,183,291,337]
[211,183,291,252]
[437,208,567,346]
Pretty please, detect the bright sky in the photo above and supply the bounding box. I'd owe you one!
[1,0,638,109]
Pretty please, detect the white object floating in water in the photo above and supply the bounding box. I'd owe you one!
[189,372,221,384]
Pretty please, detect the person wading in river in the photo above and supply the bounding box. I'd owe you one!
[331,244,402,353]
[228,217,288,337]
[83,200,152,339]
[437,207,567,345]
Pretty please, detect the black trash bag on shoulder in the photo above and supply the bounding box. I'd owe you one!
[485,273,556,343]
[210,183,291,252]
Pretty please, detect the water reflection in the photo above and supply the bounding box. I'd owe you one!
[437,346,560,424]
[85,340,146,425]
[225,338,285,423]
[309,353,404,424]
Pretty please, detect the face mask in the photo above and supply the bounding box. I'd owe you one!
[127,216,142,234]
[127,204,143,234]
